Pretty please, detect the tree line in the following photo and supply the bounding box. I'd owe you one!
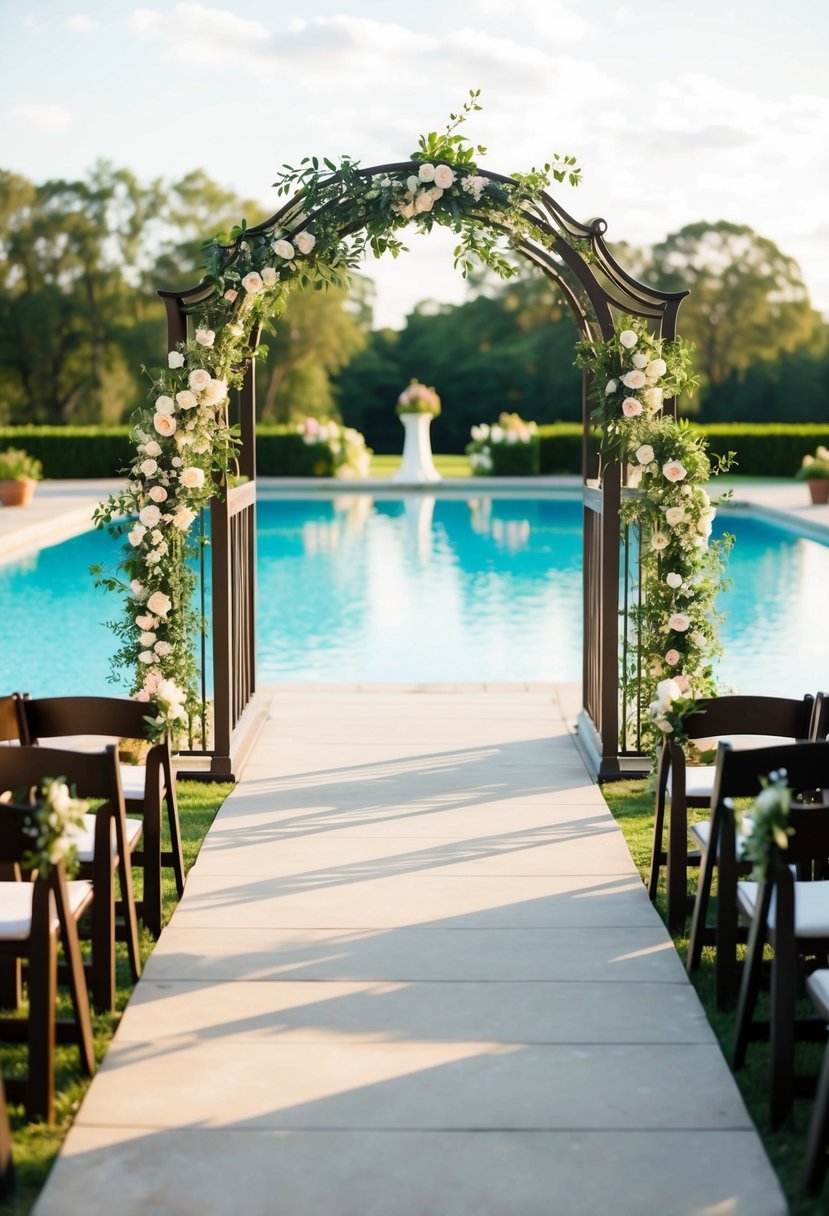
[0,163,826,453]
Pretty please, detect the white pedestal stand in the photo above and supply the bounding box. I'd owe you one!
[393,412,442,484]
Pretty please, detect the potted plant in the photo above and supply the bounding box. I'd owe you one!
[0,447,43,507]
[466,413,539,476]
[796,446,829,504]
[393,380,442,484]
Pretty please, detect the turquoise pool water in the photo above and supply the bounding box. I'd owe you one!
[0,494,826,697]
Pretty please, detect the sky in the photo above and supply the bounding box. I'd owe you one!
[2,0,828,329]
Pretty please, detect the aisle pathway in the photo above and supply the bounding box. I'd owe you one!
[34,688,787,1215]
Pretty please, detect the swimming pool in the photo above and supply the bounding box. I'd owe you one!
[0,493,827,697]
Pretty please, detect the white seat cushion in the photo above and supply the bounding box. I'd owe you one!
[69,813,143,863]
[668,766,716,800]
[737,880,829,937]
[0,880,93,941]
[689,817,752,858]
[807,970,829,1020]
[119,764,147,800]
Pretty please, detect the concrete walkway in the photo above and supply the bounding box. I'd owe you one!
[34,688,786,1216]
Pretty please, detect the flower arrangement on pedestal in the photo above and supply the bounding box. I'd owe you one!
[396,381,442,417]
[577,317,734,754]
[466,413,539,475]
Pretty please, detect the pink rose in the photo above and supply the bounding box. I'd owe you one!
[224,289,238,303]
[195,329,215,348]
[662,460,687,483]
[669,613,691,632]
[188,369,211,392]
[147,591,172,617]
[176,390,198,410]
[154,413,177,437]
[622,369,646,390]
[665,649,680,666]
[433,164,456,189]
[622,397,643,417]
[241,271,264,294]
[294,231,316,255]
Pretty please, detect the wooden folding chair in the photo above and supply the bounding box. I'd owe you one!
[802,970,829,1195]
[0,745,140,1014]
[689,740,829,1011]
[648,693,819,934]
[730,789,829,1128]
[17,696,185,938]
[0,795,96,1124]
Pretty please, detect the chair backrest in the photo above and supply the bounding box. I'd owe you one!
[0,744,123,816]
[683,694,818,744]
[18,696,154,745]
[0,696,23,746]
[713,739,829,806]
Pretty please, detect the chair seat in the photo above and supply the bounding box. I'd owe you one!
[737,880,829,938]
[119,764,147,800]
[807,969,829,1020]
[668,765,716,800]
[690,817,752,857]
[0,880,93,941]
[70,813,143,863]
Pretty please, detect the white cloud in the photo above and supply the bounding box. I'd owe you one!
[130,4,269,64]
[66,14,98,33]
[12,104,73,134]
[470,0,595,44]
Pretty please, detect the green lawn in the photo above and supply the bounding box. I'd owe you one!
[369,453,471,478]
[0,779,233,1216]
[602,778,827,1216]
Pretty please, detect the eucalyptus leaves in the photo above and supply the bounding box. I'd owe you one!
[577,316,733,753]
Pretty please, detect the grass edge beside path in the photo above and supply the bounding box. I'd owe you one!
[602,778,824,1216]
[0,779,233,1216]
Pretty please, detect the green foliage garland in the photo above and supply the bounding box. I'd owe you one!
[576,316,734,753]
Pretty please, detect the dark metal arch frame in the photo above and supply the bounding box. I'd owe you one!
[159,162,688,779]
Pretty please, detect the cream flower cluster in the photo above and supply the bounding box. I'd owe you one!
[296,417,371,478]
[391,162,474,221]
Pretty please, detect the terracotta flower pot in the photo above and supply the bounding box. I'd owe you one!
[806,479,829,505]
[0,478,36,507]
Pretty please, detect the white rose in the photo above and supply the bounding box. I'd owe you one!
[429,186,444,201]
[650,531,669,552]
[139,504,161,528]
[149,485,168,504]
[154,640,173,657]
[176,390,198,411]
[414,191,433,213]
[619,329,638,349]
[144,441,162,458]
[418,163,435,182]
[691,631,707,648]
[188,368,211,392]
[631,352,648,369]
[433,164,455,189]
[406,175,419,193]
[272,239,294,260]
[139,631,157,646]
[666,572,683,589]
[147,591,172,617]
[656,678,682,703]
[635,444,655,465]
[128,525,146,547]
[644,386,663,412]
[605,380,617,395]
[131,579,146,599]
[172,506,198,532]
[135,614,156,630]
[154,413,177,437]
[294,231,316,255]
[622,369,646,389]
[140,458,158,477]
[180,466,205,490]
[261,266,278,287]
[241,271,264,294]
[669,613,691,632]
[138,651,155,665]
[195,329,215,348]
[155,395,175,416]
[665,506,686,526]
[397,202,415,219]
[168,351,185,369]
[662,460,688,483]
[622,398,643,418]
[199,379,225,406]
[647,358,667,379]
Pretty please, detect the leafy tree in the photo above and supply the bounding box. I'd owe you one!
[647,221,824,401]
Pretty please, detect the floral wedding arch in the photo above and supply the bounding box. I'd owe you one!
[94,93,729,776]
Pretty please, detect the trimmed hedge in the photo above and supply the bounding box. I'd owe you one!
[3,423,829,479]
